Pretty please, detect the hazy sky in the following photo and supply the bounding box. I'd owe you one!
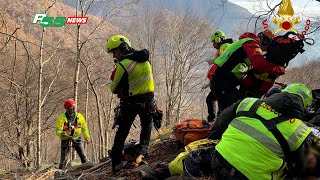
[228,0,320,65]
[228,0,320,19]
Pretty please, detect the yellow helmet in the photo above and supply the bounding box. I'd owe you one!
[105,35,131,53]
[282,83,313,108]
[210,30,226,43]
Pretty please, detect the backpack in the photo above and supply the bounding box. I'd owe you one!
[240,32,305,96]
[173,119,212,145]
[266,31,305,66]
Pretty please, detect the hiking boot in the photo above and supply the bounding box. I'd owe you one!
[112,161,127,173]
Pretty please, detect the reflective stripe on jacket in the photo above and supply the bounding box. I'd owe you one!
[215,98,311,180]
[56,112,90,140]
[110,59,154,96]
[214,38,252,79]
[207,42,232,81]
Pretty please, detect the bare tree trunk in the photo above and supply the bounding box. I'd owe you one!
[92,122,96,162]
[84,80,89,151]
[96,95,105,158]
[82,64,106,158]
[70,0,82,163]
[74,0,81,106]
[24,38,32,168]
[176,70,183,123]
[99,132,102,159]
[44,133,48,164]
[37,27,45,168]
[85,80,89,125]
[106,95,114,155]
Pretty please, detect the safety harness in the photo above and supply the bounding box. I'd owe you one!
[236,100,295,176]
[64,113,78,137]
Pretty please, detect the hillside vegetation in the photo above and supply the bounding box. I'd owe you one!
[0,0,319,177]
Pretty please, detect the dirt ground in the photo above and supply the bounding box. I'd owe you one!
[0,138,185,180]
[75,138,185,180]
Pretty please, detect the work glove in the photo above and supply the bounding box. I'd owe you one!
[273,66,285,75]
[61,132,68,137]
[84,138,91,144]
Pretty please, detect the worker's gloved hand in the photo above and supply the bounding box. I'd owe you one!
[273,66,285,75]
[61,132,68,137]
[84,138,91,144]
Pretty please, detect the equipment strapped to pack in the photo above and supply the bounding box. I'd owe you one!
[236,100,295,173]
[266,31,305,66]
[64,113,78,137]
[115,60,140,96]
[153,108,163,131]
[112,104,122,129]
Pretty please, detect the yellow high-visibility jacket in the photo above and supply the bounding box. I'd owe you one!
[216,98,311,179]
[110,50,154,96]
[56,112,90,140]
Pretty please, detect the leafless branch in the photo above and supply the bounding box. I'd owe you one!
[45,0,57,13]
[0,28,20,52]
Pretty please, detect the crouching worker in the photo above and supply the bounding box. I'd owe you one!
[56,99,91,169]
[209,83,316,179]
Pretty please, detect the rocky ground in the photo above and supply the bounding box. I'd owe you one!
[4,124,320,180]
[0,137,186,180]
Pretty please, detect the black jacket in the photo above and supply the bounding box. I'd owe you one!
[309,110,320,126]
[121,49,150,62]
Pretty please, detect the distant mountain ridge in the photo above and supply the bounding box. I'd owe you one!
[61,0,319,65]
[1,0,119,48]
[62,0,257,38]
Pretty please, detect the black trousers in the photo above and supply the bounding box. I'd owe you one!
[184,147,215,177]
[206,92,217,122]
[111,98,154,169]
[211,150,248,180]
[214,72,242,112]
[59,138,88,169]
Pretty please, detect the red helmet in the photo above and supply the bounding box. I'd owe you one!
[64,99,75,109]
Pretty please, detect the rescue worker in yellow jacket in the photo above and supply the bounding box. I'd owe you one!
[56,99,91,169]
[208,83,314,179]
[106,35,155,172]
